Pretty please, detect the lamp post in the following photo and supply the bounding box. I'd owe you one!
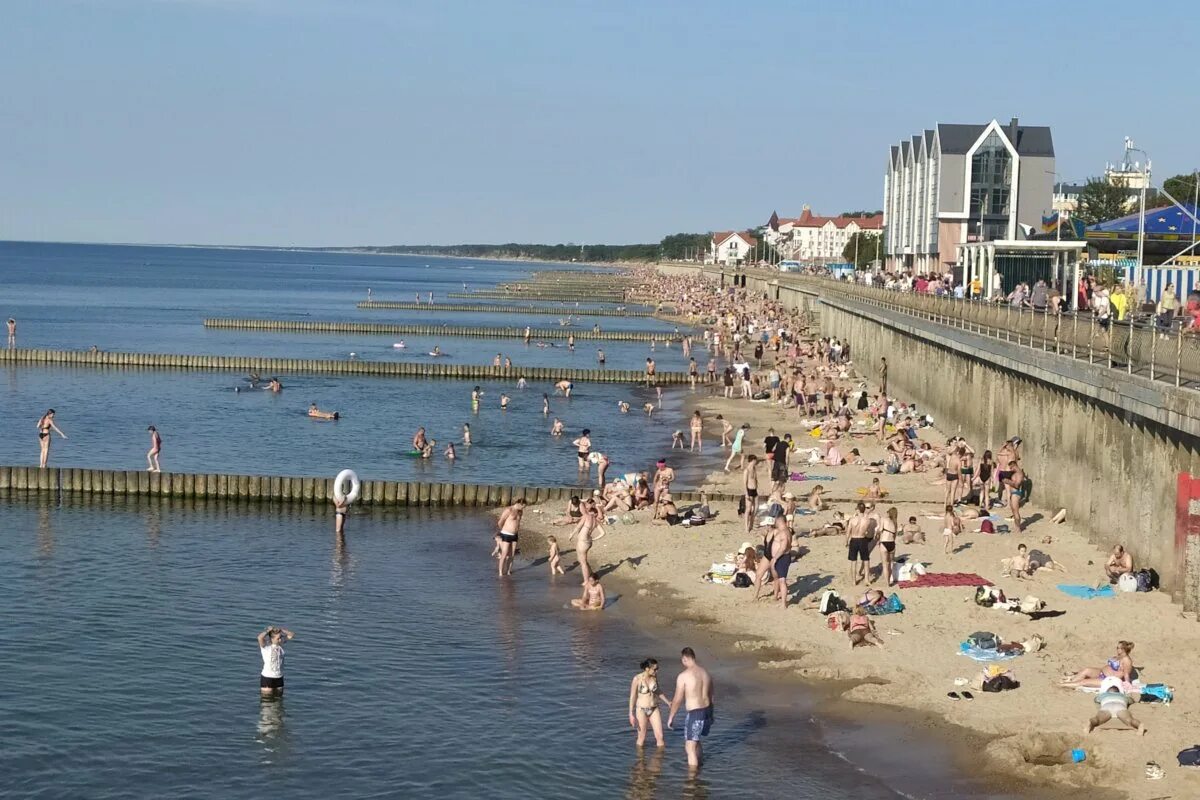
[1126,139,1151,287]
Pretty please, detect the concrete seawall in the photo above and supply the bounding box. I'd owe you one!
[356,301,652,317]
[203,318,673,342]
[0,465,730,507]
[0,348,688,384]
[818,294,1200,600]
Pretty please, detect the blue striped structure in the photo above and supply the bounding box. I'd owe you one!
[1143,267,1200,302]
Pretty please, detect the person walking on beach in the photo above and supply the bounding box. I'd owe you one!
[36,409,66,468]
[257,625,294,696]
[667,647,714,770]
[1005,461,1026,531]
[145,425,162,472]
[628,658,671,748]
[742,455,760,534]
[846,501,873,586]
[496,498,525,577]
[878,357,888,397]
[689,410,703,452]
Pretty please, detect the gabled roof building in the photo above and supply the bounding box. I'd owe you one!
[883,118,1055,273]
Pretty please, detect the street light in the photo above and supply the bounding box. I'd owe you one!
[1125,138,1151,286]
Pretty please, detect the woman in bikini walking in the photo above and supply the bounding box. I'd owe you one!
[627,658,672,747]
[36,409,67,468]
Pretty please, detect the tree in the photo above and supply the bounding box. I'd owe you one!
[1163,173,1200,206]
[842,232,883,269]
[1074,177,1132,226]
[838,210,883,218]
[658,232,711,261]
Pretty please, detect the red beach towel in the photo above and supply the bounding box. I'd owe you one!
[900,572,991,588]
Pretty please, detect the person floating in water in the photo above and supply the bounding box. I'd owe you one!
[36,409,67,468]
[430,345,443,357]
[146,425,162,472]
[257,626,294,697]
[308,403,339,420]
[266,378,282,393]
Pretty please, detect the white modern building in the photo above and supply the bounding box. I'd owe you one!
[709,231,756,266]
[764,207,882,262]
[882,118,1055,273]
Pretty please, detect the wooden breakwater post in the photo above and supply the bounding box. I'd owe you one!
[0,465,740,508]
[355,301,653,317]
[202,318,676,343]
[0,348,692,384]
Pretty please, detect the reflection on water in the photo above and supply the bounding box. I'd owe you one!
[624,748,664,800]
[36,501,54,559]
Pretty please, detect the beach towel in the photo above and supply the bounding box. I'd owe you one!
[1057,584,1116,600]
[790,473,836,482]
[958,642,1021,662]
[901,572,991,589]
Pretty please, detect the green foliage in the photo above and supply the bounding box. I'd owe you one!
[838,210,883,218]
[658,232,712,261]
[842,232,883,269]
[1074,177,1132,226]
[1162,173,1200,205]
[359,242,662,263]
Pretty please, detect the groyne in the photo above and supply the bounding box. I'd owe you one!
[0,465,730,507]
[445,291,627,302]
[203,318,673,342]
[356,301,652,317]
[0,348,687,384]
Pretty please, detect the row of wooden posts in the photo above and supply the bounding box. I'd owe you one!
[0,348,688,383]
[0,465,729,507]
[203,318,672,342]
[356,301,652,317]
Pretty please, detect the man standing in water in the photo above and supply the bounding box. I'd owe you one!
[668,647,714,769]
[496,497,525,577]
[6,317,14,348]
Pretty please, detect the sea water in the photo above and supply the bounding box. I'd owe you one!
[0,242,1020,799]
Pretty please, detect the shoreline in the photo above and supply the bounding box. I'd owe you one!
[507,371,1198,800]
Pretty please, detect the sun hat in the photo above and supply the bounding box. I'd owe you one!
[739,541,754,553]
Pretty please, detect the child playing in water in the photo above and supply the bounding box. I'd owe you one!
[671,430,684,449]
[547,535,566,576]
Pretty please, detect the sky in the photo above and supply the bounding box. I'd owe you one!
[2,0,1198,247]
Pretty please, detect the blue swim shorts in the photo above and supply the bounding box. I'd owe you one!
[685,705,714,742]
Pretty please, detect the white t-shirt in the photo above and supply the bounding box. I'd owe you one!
[261,644,284,678]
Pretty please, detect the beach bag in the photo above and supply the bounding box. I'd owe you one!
[982,674,1019,692]
[884,593,904,613]
[974,586,1004,607]
[819,589,847,614]
[1135,569,1154,592]
[967,631,1000,650]
[1117,572,1139,593]
[1141,684,1173,704]
[732,573,752,589]
[1020,634,1045,653]
[1177,745,1200,767]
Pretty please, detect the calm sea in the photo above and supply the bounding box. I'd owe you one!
[0,243,1019,799]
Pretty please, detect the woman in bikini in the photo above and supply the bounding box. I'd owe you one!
[572,499,606,584]
[689,410,703,452]
[573,429,592,473]
[879,506,899,586]
[1061,641,1135,688]
[956,442,976,505]
[36,409,67,468]
[551,496,583,526]
[627,658,671,747]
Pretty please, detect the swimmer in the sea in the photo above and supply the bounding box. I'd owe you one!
[308,403,338,420]
[266,378,282,393]
[413,427,428,450]
[463,423,472,446]
[445,443,457,460]
[500,394,510,410]
[551,418,565,436]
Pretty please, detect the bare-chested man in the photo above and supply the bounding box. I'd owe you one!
[496,498,525,577]
[742,455,760,533]
[756,516,794,608]
[845,501,873,585]
[1005,461,1026,531]
[943,441,962,507]
[667,647,714,769]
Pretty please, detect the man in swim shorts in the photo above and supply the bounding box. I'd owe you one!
[668,647,714,769]
[845,501,873,585]
[495,498,525,577]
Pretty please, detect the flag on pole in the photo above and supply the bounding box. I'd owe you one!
[1041,212,1059,233]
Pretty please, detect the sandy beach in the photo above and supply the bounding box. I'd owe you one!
[518,369,1200,800]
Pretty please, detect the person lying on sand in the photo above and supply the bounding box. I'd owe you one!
[1060,641,1135,688]
[848,604,885,649]
[1086,678,1146,736]
[811,510,846,537]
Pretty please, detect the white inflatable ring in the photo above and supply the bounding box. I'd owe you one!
[333,469,361,504]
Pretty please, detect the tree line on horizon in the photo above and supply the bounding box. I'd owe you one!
[347,232,714,263]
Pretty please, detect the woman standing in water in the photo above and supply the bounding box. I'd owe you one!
[36,409,67,468]
[628,658,671,747]
[146,425,162,472]
[572,497,606,584]
[257,625,294,696]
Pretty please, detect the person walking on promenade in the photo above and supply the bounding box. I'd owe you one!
[36,409,66,468]
[146,425,162,472]
[257,625,294,697]
[667,647,714,770]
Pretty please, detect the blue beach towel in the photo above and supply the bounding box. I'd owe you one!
[958,642,1021,662]
[1057,584,1116,600]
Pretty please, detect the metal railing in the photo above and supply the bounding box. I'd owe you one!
[765,273,1200,390]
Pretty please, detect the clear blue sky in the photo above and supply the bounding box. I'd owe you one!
[3,0,1197,247]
